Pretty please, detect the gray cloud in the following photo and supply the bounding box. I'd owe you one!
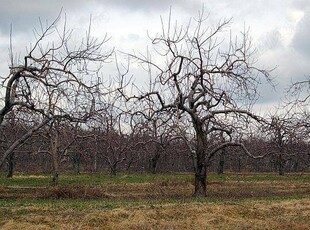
[0,2,52,33]
[290,0,310,11]
[291,11,310,58]
[93,0,201,14]
[0,0,201,36]
[0,0,88,35]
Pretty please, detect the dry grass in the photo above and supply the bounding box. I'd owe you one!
[0,198,309,229]
[0,173,309,229]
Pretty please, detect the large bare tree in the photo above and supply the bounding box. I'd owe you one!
[0,13,112,172]
[120,11,271,196]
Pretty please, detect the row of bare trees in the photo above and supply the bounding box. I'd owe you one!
[1,112,309,174]
[1,11,309,197]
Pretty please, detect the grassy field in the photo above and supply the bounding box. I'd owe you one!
[0,172,309,229]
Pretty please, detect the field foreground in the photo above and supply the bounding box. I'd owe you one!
[0,172,309,229]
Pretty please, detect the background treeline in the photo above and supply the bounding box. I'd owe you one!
[1,115,309,177]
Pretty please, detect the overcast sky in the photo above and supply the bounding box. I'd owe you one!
[0,0,309,114]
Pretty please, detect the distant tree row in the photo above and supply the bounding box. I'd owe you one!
[1,115,309,176]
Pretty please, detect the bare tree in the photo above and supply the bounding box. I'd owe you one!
[264,113,293,175]
[263,109,310,175]
[96,107,147,176]
[131,110,181,173]
[0,13,113,174]
[290,111,310,171]
[120,10,271,196]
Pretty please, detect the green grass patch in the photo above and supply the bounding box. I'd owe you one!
[0,172,194,187]
[209,172,310,183]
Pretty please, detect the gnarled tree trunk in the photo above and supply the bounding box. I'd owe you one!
[193,130,207,197]
[194,163,207,197]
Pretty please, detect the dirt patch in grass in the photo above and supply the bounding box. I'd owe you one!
[0,179,309,201]
[206,181,310,199]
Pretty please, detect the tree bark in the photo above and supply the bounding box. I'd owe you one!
[6,152,15,178]
[194,164,207,197]
[193,129,207,197]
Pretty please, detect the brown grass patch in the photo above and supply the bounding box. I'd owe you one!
[2,198,309,229]
[75,199,310,230]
